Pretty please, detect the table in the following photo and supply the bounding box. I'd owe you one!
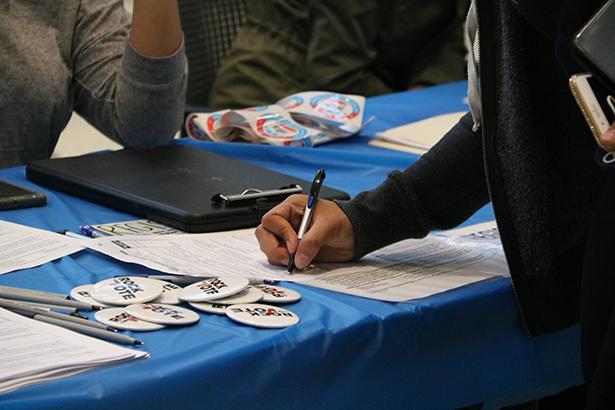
[0,81,581,409]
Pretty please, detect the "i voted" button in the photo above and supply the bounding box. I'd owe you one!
[188,301,228,315]
[70,284,111,308]
[90,276,164,306]
[225,303,300,328]
[207,286,263,305]
[126,303,200,325]
[151,281,183,305]
[253,284,302,304]
[178,277,249,302]
[95,307,166,331]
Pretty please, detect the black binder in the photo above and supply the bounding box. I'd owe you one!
[26,145,350,232]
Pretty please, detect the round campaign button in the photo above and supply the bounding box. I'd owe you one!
[126,303,200,325]
[208,286,263,305]
[178,277,249,302]
[94,307,166,331]
[90,276,164,306]
[70,284,111,308]
[188,301,228,315]
[253,284,302,304]
[225,304,300,328]
[151,281,182,305]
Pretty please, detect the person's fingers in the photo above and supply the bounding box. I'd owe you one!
[256,195,309,266]
[295,202,339,269]
[255,225,288,266]
[261,209,303,251]
[601,122,615,151]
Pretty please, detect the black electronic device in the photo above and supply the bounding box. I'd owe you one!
[574,0,615,94]
[25,145,349,232]
[0,180,47,210]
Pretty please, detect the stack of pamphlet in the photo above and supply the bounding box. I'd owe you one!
[0,307,147,394]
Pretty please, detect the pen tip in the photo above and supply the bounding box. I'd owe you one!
[287,253,295,274]
[134,340,143,346]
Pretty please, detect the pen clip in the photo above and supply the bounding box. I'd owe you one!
[212,184,303,204]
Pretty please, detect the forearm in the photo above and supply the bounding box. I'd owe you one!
[338,113,489,258]
[130,0,182,57]
[72,0,187,147]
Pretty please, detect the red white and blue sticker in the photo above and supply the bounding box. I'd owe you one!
[186,114,208,140]
[226,303,300,328]
[90,276,164,306]
[94,307,166,331]
[277,95,304,110]
[310,94,361,121]
[255,113,308,140]
[206,113,224,137]
[126,303,200,325]
[178,277,249,302]
[244,105,270,112]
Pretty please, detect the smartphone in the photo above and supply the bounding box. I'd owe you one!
[574,0,615,94]
[0,180,47,210]
[569,73,615,150]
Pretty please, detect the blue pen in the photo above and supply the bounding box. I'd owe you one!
[79,224,109,238]
[58,229,91,240]
[288,168,326,274]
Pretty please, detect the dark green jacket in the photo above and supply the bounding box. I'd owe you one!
[209,0,469,108]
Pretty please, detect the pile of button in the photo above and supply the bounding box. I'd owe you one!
[70,276,301,331]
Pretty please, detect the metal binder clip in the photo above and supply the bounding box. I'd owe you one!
[212,184,303,204]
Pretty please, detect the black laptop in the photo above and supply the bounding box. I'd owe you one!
[26,145,350,232]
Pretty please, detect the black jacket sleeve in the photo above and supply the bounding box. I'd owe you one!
[338,112,490,258]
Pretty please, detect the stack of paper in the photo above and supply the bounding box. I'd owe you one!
[369,111,466,154]
[0,220,85,275]
[0,307,148,394]
[85,221,508,302]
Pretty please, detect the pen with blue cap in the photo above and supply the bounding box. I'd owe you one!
[288,168,326,274]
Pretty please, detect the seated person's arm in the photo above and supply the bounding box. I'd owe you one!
[72,0,187,148]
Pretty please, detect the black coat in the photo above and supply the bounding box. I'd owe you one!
[340,0,604,335]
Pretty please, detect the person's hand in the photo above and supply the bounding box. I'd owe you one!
[601,121,615,151]
[255,195,355,270]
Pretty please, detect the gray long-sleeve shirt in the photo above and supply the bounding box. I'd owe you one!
[0,0,187,168]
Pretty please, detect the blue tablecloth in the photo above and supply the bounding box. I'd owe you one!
[0,81,581,410]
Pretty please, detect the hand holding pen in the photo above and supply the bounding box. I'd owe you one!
[255,169,355,271]
[287,169,326,273]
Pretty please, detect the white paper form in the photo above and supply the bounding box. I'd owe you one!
[0,307,148,394]
[0,221,85,275]
[86,229,286,279]
[369,111,466,153]
[87,222,509,302]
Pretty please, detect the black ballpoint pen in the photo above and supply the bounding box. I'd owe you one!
[288,168,326,274]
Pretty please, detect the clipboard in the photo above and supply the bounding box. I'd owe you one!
[26,145,350,232]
